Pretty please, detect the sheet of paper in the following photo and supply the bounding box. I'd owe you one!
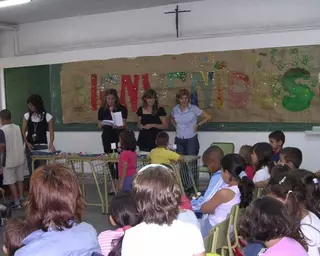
[112,111,123,126]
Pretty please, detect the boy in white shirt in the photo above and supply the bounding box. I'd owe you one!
[0,109,25,208]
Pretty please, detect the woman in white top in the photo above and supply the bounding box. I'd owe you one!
[200,154,254,237]
[122,164,205,256]
[22,94,55,174]
[268,170,320,256]
[251,142,274,188]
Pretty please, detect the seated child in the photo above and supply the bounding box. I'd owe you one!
[122,164,205,256]
[191,146,227,212]
[240,197,307,256]
[149,132,183,164]
[252,142,274,188]
[98,192,141,256]
[200,154,254,237]
[3,217,35,256]
[268,165,291,185]
[118,130,137,192]
[278,147,303,169]
[239,145,254,180]
[269,130,285,163]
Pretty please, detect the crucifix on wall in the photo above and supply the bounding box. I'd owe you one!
[164,5,191,38]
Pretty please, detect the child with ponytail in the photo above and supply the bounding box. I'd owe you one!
[267,170,320,256]
[200,154,254,237]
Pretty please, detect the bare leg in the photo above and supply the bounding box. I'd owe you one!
[17,181,24,199]
[8,183,19,202]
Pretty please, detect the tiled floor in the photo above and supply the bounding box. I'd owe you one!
[0,184,113,256]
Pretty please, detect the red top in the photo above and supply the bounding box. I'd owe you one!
[118,150,137,177]
[180,195,192,210]
[245,165,255,180]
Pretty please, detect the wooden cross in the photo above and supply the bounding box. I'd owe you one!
[164,5,191,38]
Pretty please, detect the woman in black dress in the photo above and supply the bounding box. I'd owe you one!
[137,89,167,152]
[98,89,127,178]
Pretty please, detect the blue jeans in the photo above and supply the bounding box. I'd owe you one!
[175,135,200,155]
[243,241,265,256]
[200,217,213,238]
[121,176,133,192]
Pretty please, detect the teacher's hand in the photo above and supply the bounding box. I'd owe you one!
[144,124,154,130]
[26,142,33,151]
[49,143,56,152]
[138,124,144,130]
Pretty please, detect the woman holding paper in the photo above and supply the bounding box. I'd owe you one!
[136,89,168,152]
[98,89,128,178]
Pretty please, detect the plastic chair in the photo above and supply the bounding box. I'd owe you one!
[204,217,231,255]
[211,142,235,155]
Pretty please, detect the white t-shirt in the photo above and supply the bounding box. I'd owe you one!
[122,220,205,256]
[177,209,201,231]
[300,211,320,256]
[24,112,52,123]
[253,166,270,182]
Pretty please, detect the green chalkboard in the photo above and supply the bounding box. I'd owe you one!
[3,65,317,131]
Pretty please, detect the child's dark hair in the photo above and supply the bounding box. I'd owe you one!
[119,130,136,151]
[253,142,274,173]
[269,130,285,145]
[27,94,46,114]
[268,164,291,185]
[239,196,306,250]
[4,217,35,256]
[267,169,320,220]
[156,132,169,147]
[239,145,253,165]
[202,145,224,163]
[221,154,254,208]
[108,192,141,256]
[0,109,11,121]
[280,147,303,169]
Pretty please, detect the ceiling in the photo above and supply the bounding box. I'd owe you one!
[0,0,201,24]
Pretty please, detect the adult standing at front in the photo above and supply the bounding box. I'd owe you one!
[98,89,127,179]
[171,89,211,156]
[137,89,167,152]
[22,94,55,175]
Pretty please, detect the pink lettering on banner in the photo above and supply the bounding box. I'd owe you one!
[228,72,251,108]
[120,75,140,112]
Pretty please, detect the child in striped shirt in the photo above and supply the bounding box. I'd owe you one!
[98,193,141,256]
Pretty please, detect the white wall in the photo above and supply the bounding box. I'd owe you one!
[0,0,320,171]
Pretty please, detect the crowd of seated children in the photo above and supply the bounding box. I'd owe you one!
[267,170,320,256]
[191,146,226,214]
[200,154,254,237]
[239,145,254,180]
[240,196,308,256]
[268,130,285,163]
[149,131,183,164]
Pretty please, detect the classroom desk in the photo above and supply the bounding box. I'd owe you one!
[30,154,200,214]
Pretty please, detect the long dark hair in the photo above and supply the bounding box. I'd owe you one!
[119,130,137,152]
[221,154,254,208]
[108,193,141,256]
[27,94,46,114]
[239,197,307,250]
[253,142,274,173]
[103,89,120,111]
[142,89,159,115]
